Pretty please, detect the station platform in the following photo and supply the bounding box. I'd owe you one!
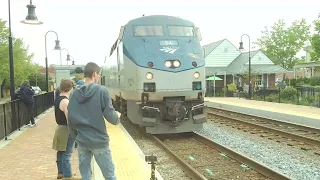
[205,97,320,129]
[0,108,163,180]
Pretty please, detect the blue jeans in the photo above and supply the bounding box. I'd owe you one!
[78,144,116,180]
[56,135,75,177]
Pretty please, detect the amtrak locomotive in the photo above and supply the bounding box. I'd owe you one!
[101,15,206,134]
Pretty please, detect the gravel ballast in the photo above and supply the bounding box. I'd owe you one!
[121,117,191,180]
[196,123,320,180]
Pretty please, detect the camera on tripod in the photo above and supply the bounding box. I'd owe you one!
[145,154,158,180]
[145,154,157,163]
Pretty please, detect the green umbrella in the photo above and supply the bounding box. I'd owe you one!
[206,76,223,81]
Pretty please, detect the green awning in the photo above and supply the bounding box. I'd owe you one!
[206,76,223,81]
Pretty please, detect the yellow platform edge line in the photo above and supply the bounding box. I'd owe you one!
[93,123,164,180]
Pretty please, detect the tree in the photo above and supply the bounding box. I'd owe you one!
[0,18,39,97]
[255,19,311,70]
[240,71,262,86]
[310,19,320,61]
[28,73,46,91]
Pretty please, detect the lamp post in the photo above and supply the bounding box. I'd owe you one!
[8,0,43,101]
[239,34,252,99]
[68,55,74,65]
[60,48,70,65]
[45,31,61,92]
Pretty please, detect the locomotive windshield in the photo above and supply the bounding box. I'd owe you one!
[134,25,164,36]
[168,26,194,36]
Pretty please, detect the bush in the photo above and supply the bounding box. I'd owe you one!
[227,83,237,92]
[309,77,320,86]
[280,86,297,100]
[265,94,278,102]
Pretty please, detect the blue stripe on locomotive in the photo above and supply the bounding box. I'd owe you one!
[122,15,205,72]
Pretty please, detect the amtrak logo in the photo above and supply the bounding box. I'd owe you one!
[159,47,179,54]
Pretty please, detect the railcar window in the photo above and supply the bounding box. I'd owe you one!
[134,26,164,36]
[168,26,194,36]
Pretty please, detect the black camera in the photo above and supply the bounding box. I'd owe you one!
[145,155,157,162]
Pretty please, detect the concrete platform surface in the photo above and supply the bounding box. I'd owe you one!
[0,108,80,180]
[205,97,320,129]
[93,119,163,180]
[0,108,163,180]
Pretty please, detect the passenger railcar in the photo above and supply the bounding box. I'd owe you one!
[101,15,206,134]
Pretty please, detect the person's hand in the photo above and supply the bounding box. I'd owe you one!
[116,111,122,117]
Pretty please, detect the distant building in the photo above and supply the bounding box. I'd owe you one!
[203,39,287,90]
[293,44,320,78]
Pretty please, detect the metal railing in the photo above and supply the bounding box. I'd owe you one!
[0,92,54,141]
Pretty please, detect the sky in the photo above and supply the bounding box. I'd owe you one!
[0,0,319,67]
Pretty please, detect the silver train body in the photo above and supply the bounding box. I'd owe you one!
[101,15,206,134]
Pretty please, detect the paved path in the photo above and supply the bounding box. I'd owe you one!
[0,109,80,180]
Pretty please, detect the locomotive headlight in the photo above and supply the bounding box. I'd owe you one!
[146,72,153,80]
[173,60,181,67]
[165,61,172,68]
[194,72,200,79]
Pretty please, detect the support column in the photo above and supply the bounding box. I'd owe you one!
[267,74,269,88]
[213,74,216,97]
[224,71,227,97]
[312,66,315,77]
[232,74,235,83]
[293,67,296,79]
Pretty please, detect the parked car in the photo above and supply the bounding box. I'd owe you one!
[32,86,42,95]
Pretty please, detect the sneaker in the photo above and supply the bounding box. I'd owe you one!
[57,173,63,179]
[62,176,81,180]
[30,123,37,128]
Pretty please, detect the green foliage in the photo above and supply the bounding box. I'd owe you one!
[227,83,237,92]
[286,77,320,86]
[28,73,47,91]
[309,76,320,86]
[240,71,261,84]
[265,94,279,102]
[280,86,297,100]
[255,19,311,70]
[0,18,38,91]
[310,19,320,61]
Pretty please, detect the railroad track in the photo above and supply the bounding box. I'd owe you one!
[206,106,320,155]
[152,132,290,180]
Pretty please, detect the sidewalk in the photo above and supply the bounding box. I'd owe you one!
[0,109,80,180]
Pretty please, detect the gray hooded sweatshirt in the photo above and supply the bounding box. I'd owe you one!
[67,83,120,149]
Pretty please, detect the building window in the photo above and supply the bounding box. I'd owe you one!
[255,75,262,86]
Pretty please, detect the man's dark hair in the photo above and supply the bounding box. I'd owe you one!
[84,62,100,78]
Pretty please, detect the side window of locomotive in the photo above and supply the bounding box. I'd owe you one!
[134,26,164,36]
[168,26,195,37]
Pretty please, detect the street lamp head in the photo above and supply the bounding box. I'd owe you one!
[239,42,244,50]
[20,2,43,25]
[66,54,71,61]
[54,40,61,50]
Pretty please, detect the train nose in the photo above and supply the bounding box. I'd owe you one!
[172,103,187,120]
